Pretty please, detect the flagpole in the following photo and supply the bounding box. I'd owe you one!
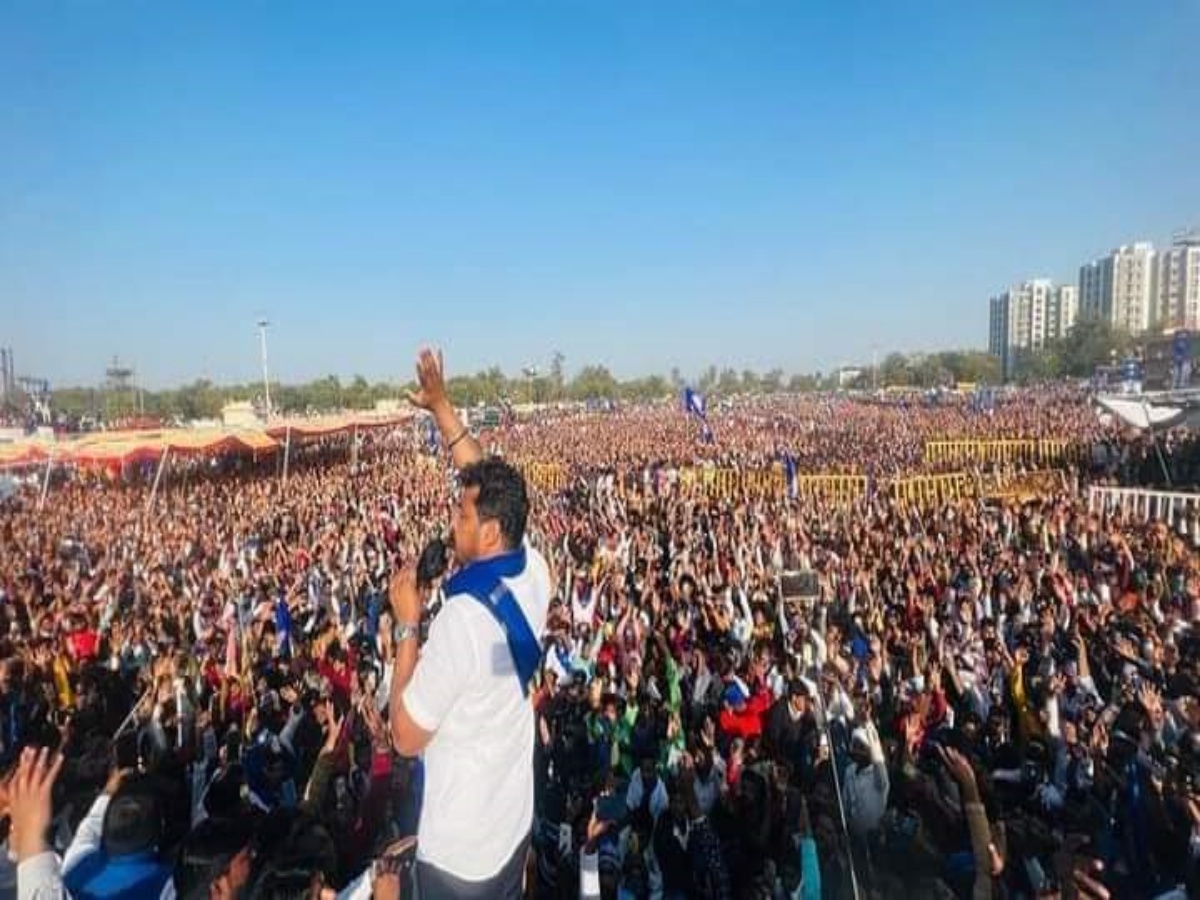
[816,689,862,900]
[37,450,54,511]
[113,684,155,741]
[282,426,292,485]
[779,574,861,900]
[145,447,169,517]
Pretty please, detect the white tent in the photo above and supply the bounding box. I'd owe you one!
[1099,391,1200,434]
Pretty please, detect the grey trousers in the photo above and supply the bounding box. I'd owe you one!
[415,833,530,899]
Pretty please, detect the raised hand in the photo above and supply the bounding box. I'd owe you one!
[902,714,922,753]
[1137,683,1163,725]
[9,747,65,862]
[937,745,978,794]
[361,701,390,752]
[406,348,449,412]
[1054,840,1110,900]
[322,701,344,755]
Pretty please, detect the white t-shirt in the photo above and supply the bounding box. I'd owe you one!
[403,544,551,881]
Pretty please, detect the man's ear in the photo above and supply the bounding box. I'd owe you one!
[480,517,503,550]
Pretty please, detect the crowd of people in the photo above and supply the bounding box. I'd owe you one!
[500,389,1109,481]
[0,382,1198,899]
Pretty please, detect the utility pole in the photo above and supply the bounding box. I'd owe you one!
[257,319,272,419]
[523,365,537,405]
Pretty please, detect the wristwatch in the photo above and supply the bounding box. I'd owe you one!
[394,621,420,644]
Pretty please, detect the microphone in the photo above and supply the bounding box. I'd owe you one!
[416,536,451,589]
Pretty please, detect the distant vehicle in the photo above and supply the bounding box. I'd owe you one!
[1093,359,1143,396]
[470,407,502,428]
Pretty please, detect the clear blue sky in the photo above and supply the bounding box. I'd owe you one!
[3,1,1198,389]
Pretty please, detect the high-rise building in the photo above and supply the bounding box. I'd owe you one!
[1047,284,1078,341]
[0,348,12,404]
[988,295,1009,360]
[1155,231,1200,331]
[1079,259,1109,323]
[988,279,1075,379]
[1078,242,1157,335]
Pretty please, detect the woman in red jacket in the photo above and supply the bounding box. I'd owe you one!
[718,679,772,743]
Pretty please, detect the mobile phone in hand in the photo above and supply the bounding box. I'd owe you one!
[595,793,625,823]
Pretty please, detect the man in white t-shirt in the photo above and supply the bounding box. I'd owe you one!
[388,348,551,898]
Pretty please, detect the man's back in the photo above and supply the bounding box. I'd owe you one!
[403,543,552,881]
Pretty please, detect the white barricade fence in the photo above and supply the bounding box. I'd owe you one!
[1087,485,1200,541]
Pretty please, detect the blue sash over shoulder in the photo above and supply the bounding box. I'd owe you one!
[444,546,542,696]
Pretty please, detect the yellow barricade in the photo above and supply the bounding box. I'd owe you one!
[979,469,1067,501]
[675,466,786,499]
[673,466,861,501]
[516,461,568,493]
[891,472,974,507]
[924,439,1080,467]
[791,474,867,504]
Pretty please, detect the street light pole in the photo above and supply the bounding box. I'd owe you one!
[257,319,272,419]
[523,366,537,405]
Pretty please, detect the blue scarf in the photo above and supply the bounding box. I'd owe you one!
[63,850,172,899]
[444,546,543,694]
[445,546,528,586]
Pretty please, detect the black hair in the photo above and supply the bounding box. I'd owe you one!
[203,764,246,820]
[459,457,529,550]
[246,810,338,900]
[173,817,256,900]
[103,774,165,857]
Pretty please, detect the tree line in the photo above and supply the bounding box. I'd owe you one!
[44,347,1007,423]
[1007,319,1136,383]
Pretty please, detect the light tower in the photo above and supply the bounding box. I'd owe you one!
[257,319,272,419]
[104,357,135,421]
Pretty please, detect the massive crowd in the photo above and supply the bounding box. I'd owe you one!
[0,386,1198,899]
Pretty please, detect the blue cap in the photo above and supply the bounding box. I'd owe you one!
[723,681,748,707]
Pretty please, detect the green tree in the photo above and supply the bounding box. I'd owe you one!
[1011,347,1063,384]
[908,355,951,388]
[715,368,741,396]
[371,382,396,404]
[549,352,566,400]
[305,375,343,411]
[344,375,371,409]
[50,387,100,420]
[1053,319,1133,377]
[569,365,619,400]
[935,351,1001,384]
[879,353,910,386]
[619,374,670,402]
[787,373,818,392]
[173,379,224,419]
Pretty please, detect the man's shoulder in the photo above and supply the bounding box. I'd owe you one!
[525,542,552,592]
[438,590,491,628]
[522,540,551,578]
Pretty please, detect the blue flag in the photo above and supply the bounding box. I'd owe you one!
[274,593,293,658]
[683,387,714,443]
[782,451,798,500]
